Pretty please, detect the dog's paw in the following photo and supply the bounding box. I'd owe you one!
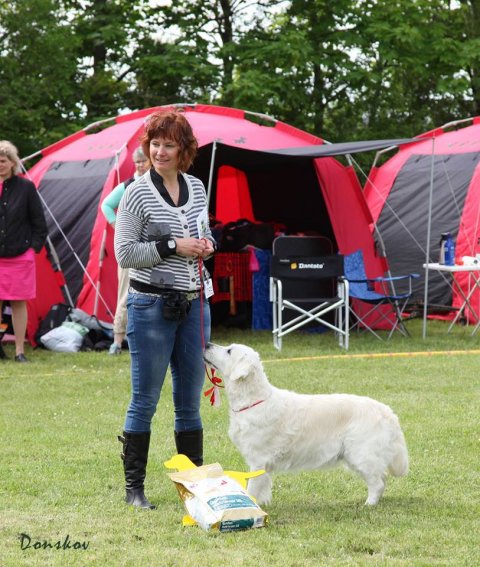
[364,496,380,506]
[247,472,272,506]
[253,492,272,506]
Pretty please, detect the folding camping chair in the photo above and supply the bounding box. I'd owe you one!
[270,236,349,350]
[344,249,419,340]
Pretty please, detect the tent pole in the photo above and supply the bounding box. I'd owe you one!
[348,153,394,281]
[94,228,108,317]
[206,141,217,206]
[22,165,114,316]
[46,236,75,307]
[422,137,436,339]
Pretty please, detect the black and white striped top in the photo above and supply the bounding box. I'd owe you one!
[114,170,214,292]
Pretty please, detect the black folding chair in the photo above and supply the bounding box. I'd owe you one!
[270,236,349,350]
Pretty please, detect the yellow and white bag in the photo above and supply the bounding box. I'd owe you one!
[168,463,267,532]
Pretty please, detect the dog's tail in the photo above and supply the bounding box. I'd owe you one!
[388,427,409,477]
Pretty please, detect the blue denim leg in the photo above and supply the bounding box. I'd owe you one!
[123,293,210,434]
[124,293,176,433]
[171,298,211,432]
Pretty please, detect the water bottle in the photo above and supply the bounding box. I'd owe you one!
[445,234,455,265]
[439,232,455,265]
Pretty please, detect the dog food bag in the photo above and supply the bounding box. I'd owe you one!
[168,463,268,532]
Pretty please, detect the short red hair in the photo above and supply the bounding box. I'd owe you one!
[141,109,198,172]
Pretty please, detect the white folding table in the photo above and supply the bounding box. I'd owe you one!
[423,263,480,334]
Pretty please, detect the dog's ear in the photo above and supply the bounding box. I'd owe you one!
[230,355,253,382]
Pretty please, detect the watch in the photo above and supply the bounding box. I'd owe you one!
[167,238,176,250]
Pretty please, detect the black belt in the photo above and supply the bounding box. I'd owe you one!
[129,279,200,300]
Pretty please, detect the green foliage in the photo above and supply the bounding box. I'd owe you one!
[1,320,479,565]
[158,0,274,106]
[125,37,220,109]
[2,0,480,156]
[70,0,149,117]
[0,0,81,155]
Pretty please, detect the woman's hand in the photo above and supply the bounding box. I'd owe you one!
[175,237,213,258]
[199,237,215,258]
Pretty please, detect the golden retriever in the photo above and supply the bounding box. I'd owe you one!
[203,342,408,506]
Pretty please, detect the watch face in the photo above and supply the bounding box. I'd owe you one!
[168,239,176,249]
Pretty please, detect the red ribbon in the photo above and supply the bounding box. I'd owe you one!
[198,255,224,406]
[204,367,223,406]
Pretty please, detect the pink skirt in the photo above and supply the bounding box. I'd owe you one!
[0,248,36,300]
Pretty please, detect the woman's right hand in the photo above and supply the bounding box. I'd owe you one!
[174,237,208,258]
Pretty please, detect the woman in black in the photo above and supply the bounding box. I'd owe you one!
[0,140,47,361]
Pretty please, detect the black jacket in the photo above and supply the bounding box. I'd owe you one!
[0,175,47,257]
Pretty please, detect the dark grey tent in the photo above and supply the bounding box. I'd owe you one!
[365,118,480,328]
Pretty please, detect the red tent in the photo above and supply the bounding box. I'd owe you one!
[25,104,387,342]
[365,117,480,320]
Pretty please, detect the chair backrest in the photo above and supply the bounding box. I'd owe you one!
[344,249,368,281]
[271,236,343,299]
[272,235,334,258]
[344,249,382,300]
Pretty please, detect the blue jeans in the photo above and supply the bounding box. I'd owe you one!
[123,292,211,433]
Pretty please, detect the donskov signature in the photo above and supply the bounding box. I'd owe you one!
[19,533,89,551]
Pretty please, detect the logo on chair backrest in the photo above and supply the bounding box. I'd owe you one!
[290,262,325,270]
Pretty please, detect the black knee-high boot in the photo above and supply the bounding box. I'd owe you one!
[174,429,204,466]
[118,432,156,509]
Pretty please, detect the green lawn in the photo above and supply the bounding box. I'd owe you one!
[1,319,479,566]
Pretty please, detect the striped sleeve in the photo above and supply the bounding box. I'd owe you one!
[114,185,162,269]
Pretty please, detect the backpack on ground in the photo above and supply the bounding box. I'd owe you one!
[34,303,72,347]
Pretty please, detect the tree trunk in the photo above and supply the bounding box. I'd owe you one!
[219,0,235,105]
[464,0,480,114]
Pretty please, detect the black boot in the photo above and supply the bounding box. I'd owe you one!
[174,429,204,466]
[0,341,7,360]
[118,432,156,509]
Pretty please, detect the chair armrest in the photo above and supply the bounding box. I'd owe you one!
[346,277,369,283]
[371,273,420,283]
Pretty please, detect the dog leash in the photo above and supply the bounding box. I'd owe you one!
[198,255,224,407]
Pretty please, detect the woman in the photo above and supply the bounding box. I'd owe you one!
[100,146,150,355]
[114,110,216,509]
[0,141,47,362]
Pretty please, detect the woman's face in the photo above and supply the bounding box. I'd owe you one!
[134,156,149,177]
[149,137,180,176]
[0,155,15,180]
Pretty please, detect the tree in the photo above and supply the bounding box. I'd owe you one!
[343,0,471,139]
[229,0,480,144]
[159,0,276,106]
[3,0,480,157]
[227,0,366,137]
[124,33,220,109]
[0,0,81,155]
[457,0,480,115]
[67,0,149,120]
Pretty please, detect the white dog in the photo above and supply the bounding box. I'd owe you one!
[203,342,408,506]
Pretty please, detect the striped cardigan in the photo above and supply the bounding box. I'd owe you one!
[114,170,214,292]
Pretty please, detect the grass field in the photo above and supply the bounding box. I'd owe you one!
[1,319,479,566]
